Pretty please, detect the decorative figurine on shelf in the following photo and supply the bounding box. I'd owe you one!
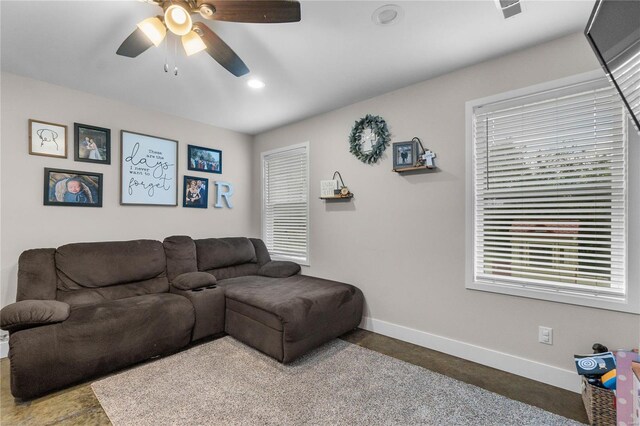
[331,171,351,197]
[411,137,437,168]
[422,150,436,168]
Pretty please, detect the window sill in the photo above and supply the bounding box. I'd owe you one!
[467,280,639,314]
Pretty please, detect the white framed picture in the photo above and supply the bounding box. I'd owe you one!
[320,180,338,198]
[120,130,178,206]
[29,119,67,158]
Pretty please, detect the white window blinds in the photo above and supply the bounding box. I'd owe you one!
[472,78,627,296]
[263,144,309,264]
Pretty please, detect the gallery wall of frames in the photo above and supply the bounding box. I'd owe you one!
[30,119,234,210]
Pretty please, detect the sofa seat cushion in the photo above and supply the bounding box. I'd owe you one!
[219,275,360,342]
[8,293,194,399]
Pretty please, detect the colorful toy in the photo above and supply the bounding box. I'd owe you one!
[602,368,616,390]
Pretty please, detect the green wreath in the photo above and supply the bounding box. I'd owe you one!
[348,114,391,164]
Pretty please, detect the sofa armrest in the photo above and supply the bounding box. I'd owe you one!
[0,300,70,333]
[258,261,301,278]
[171,272,217,291]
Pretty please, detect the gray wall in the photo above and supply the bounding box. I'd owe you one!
[0,73,255,309]
[251,33,640,374]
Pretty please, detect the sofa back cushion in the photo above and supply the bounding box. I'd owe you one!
[56,240,167,290]
[194,238,257,271]
[56,277,169,307]
[17,249,58,301]
[163,235,198,281]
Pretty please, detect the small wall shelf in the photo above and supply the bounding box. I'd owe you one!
[392,165,437,173]
[320,194,354,201]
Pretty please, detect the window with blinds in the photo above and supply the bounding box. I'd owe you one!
[262,143,309,264]
[470,76,627,299]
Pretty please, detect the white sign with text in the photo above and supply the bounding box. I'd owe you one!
[121,131,178,206]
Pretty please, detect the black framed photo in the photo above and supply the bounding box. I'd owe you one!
[392,141,418,170]
[44,168,103,207]
[187,145,222,174]
[183,176,208,208]
[74,123,111,164]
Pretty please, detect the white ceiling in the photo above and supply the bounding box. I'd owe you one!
[1,0,595,135]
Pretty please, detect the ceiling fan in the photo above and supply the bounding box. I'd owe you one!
[116,0,301,77]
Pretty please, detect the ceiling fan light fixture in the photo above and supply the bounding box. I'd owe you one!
[182,31,207,56]
[136,16,166,46]
[165,4,193,36]
[199,4,215,18]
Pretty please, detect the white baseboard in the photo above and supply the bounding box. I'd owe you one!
[359,316,580,393]
[0,341,8,359]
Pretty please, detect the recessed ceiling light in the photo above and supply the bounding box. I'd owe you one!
[372,4,403,26]
[247,79,266,89]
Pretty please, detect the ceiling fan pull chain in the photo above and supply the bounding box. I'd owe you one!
[174,36,179,76]
[163,34,169,73]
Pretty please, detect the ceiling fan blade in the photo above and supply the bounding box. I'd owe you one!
[193,23,249,77]
[116,28,154,58]
[200,0,300,23]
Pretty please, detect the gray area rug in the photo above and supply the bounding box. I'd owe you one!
[92,337,580,425]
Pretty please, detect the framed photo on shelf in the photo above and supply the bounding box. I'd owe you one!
[74,123,111,164]
[392,141,418,170]
[29,119,67,158]
[187,144,222,174]
[120,130,178,206]
[43,168,103,207]
[183,175,208,209]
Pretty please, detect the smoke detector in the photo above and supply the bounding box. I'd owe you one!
[372,4,403,26]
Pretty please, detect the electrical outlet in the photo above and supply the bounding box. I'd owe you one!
[538,326,553,345]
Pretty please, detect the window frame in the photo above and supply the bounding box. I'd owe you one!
[261,141,310,266]
[465,70,639,314]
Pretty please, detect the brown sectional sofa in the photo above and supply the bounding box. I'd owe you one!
[0,236,363,399]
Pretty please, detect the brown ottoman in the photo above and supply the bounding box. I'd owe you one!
[219,274,363,363]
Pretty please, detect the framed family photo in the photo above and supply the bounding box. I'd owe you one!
[74,123,111,164]
[187,145,222,174]
[183,176,208,208]
[44,168,103,207]
[29,119,67,158]
[392,141,418,170]
[120,130,178,206]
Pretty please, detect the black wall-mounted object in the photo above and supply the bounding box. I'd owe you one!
[497,0,522,19]
[585,0,640,132]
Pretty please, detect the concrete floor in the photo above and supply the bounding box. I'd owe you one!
[1,329,588,425]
